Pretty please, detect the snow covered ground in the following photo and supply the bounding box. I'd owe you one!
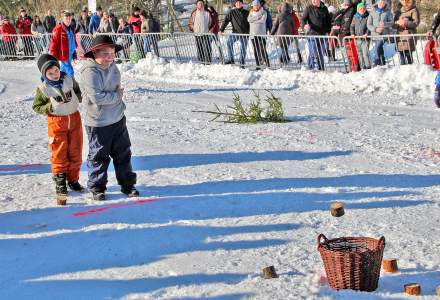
[1,59,440,299]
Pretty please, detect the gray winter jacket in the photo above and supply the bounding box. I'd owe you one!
[76,58,125,127]
[248,8,267,36]
[367,5,393,37]
[350,13,369,36]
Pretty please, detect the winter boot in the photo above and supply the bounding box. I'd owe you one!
[53,173,68,205]
[121,185,140,197]
[68,181,86,192]
[92,191,106,201]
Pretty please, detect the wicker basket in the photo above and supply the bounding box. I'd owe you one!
[317,234,385,292]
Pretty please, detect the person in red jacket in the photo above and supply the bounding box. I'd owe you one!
[49,11,77,76]
[129,7,143,57]
[0,16,18,58]
[16,7,34,57]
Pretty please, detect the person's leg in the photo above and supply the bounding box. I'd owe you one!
[226,35,236,63]
[307,38,316,70]
[316,38,325,71]
[252,38,261,67]
[206,36,212,63]
[67,112,83,184]
[152,35,160,56]
[85,125,112,193]
[240,36,248,66]
[261,38,270,67]
[406,50,413,64]
[377,39,385,65]
[109,117,137,190]
[48,116,69,177]
[195,36,203,62]
[280,37,289,64]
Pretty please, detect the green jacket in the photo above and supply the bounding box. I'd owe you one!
[33,78,82,115]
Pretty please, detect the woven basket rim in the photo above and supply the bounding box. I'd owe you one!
[317,234,385,250]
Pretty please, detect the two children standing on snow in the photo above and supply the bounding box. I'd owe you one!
[32,35,139,205]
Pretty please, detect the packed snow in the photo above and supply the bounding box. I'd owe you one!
[0,59,440,299]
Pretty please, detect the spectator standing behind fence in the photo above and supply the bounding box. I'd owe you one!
[393,0,419,65]
[367,0,393,66]
[428,10,440,36]
[88,6,103,34]
[43,10,56,33]
[271,3,299,66]
[31,15,47,55]
[350,3,371,69]
[49,11,77,77]
[248,0,270,70]
[129,7,142,33]
[109,11,119,33]
[117,17,133,59]
[76,7,90,34]
[260,0,273,34]
[220,0,250,66]
[140,10,159,57]
[189,0,213,64]
[0,17,18,59]
[301,0,331,71]
[98,11,116,33]
[16,8,34,57]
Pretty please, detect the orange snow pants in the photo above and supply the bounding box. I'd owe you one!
[47,111,83,182]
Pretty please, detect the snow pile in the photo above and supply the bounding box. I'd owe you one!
[125,55,436,100]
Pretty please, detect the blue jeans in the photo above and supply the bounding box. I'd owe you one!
[371,39,385,66]
[307,38,325,70]
[143,36,159,56]
[226,35,248,65]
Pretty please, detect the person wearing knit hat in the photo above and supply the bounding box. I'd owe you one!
[33,53,84,205]
[350,2,371,69]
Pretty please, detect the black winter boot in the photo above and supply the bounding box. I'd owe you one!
[53,173,68,196]
[121,185,140,197]
[92,191,106,201]
[68,181,86,192]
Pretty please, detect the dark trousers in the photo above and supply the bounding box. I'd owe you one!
[279,37,292,64]
[399,50,413,65]
[195,35,212,64]
[251,37,270,68]
[85,117,136,192]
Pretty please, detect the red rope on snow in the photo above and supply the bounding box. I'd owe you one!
[72,198,159,217]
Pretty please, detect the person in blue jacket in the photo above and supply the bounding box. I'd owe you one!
[88,6,103,34]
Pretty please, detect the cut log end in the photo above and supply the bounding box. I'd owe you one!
[404,283,421,295]
[330,202,345,217]
[382,259,398,273]
[262,266,278,279]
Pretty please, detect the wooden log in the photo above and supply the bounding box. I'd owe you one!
[404,283,421,295]
[437,286,440,296]
[57,194,67,206]
[330,202,345,217]
[262,266,278,279]
[382,259,398,273]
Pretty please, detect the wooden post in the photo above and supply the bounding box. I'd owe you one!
[382,259,398,273]
[262,266,278,279]
[404,283,421,296]
[330,202,344,217]
[436,286,440,296]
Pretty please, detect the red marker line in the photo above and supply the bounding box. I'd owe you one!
[0,163,46,172]
[72,198,159,217]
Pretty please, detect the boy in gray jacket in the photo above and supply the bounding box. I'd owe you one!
[350,3,371,69]
[77,35,138,201]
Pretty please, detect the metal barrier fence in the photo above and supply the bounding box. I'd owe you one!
[342,34,430,70]
[0,33,52,59]
[0,33,434,73]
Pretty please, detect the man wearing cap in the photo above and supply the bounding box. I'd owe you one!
[76,35,139,201]
[220,0,250,66]
[49,11,77,77]
[43,10,57,33]
[89,6,103,34]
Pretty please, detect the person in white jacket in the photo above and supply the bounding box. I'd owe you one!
[248,0,270,69]
[189,0,213,64]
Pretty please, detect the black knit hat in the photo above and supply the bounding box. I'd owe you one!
[84,35,123,59]
[37,54,60,76]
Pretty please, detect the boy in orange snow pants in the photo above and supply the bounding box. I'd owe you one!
[33,54,85,205]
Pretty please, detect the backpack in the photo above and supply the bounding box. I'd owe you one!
[151,17,160,33]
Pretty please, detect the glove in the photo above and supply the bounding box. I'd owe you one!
[434,86,440,108]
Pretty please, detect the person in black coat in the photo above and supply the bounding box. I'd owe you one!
[220,0,250,66]
[301,0,331,70]
[43,9,56,33]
